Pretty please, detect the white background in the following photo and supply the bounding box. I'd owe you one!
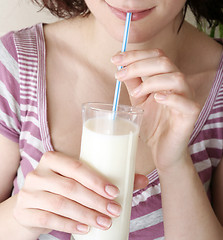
[0,0,58,36]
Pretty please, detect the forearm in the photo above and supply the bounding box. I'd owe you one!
[0,195,40,240]
[159,154,223,240]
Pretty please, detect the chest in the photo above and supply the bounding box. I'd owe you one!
[45,50,218,176]
[45,58,155,175]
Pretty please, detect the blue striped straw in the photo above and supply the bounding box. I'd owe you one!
[112,12,132,115]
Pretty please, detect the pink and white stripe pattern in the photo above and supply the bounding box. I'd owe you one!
[0,25,222,240]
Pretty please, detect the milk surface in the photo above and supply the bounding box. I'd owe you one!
[73,117,139,240]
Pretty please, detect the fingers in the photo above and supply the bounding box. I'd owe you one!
[113,50,178,81]
[14,207,90,234]
[111,49,163,66]
[120,77,148,106]
[15,152,122,234]
[23,171,121,219]
[16,190,115,231]
[38,151,119,200]
[111,49,192,107]
[153,92,200,136]
[130,72,191,99]
[16,173,149,234]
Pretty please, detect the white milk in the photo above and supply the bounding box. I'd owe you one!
[72,117,139,240]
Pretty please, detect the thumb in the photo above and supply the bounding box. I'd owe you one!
[134,173,149,191]
[123,78,147,106]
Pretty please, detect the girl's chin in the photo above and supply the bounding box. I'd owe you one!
[109,28,151,45]
[98,17,153,44]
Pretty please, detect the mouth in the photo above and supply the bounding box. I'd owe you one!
[106,3,155,21]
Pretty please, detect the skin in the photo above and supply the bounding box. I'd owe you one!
[0,0,222,239]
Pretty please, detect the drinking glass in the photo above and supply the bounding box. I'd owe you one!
[71,102,143,240]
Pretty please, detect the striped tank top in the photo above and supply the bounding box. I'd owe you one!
[0,24,222,240]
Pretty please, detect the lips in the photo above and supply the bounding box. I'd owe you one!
[106,3,155,21]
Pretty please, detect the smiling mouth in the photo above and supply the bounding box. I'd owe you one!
[106,3,155,21]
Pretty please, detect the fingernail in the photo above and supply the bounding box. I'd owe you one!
[131,85,142,97]
[154,93,167,101]
[111,54,123,64]
[96,216,112,229]
[115,68,127,79]
[76,224,90,233]
[105,185,120,198]
[107,203,121,217]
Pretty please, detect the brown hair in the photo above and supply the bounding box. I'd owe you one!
[32,0,89,18]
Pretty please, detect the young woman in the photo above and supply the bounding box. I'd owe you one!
[0,0,222,239]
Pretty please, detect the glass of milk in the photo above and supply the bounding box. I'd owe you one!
[71,102,143,240]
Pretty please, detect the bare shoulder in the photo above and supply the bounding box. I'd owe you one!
[180,22,223,107]
[180,22,223,75]
[43,17,90,52]
[43,17,93,77]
